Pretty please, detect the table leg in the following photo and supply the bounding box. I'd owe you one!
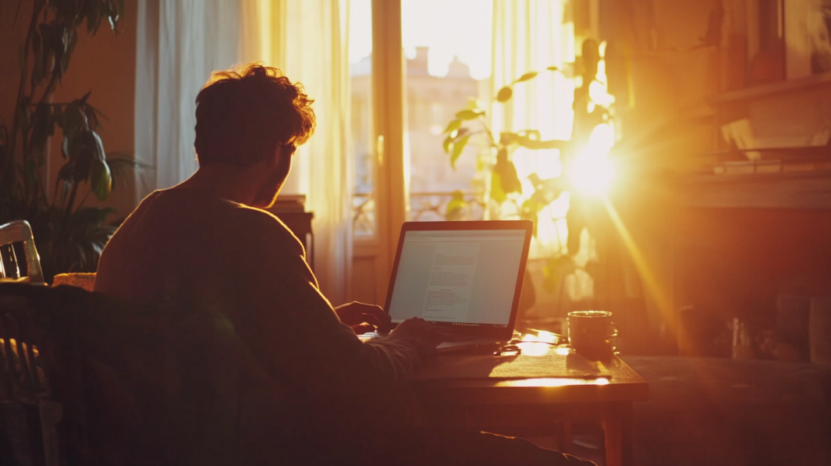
[555,421,573,454]
[602,402,634,466]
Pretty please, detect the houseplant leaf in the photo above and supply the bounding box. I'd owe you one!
[490,171,507,204]
[445,190,468,221]
[494,149,521,195]
[516,71,539,82]
[496,86,513,102]
[450,135,470,169]
[455,109,484,120]
[90,158,112,201]
[443,119,462,134]
[443,135,453,154]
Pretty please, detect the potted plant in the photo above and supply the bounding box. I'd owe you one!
[0,0,133,282]
[441,39,618,294]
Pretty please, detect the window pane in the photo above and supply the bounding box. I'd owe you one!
[401,0,493,221]
[350,0,376,237]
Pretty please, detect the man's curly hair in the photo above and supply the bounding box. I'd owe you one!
[194,63,316,167]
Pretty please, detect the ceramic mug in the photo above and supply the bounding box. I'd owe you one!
[568,310,618,359]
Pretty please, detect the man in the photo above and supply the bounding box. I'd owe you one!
[96,64,594,465]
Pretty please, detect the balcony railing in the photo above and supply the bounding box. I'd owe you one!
[353,191,487,237]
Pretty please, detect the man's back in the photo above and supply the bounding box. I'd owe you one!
[96,188,293,303]
[96,188,420,399]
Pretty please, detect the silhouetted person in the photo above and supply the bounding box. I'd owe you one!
[96,63,595,466]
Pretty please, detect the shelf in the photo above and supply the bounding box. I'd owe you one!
[682,170,831,209]
[709,72,831,105]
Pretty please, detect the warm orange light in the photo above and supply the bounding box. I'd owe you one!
[570,124,615,196]
[498,377,610,387]
[518,331,560,356]
[601,197,673,323]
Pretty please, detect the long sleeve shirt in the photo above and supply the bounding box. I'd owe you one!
[95,188,421,401]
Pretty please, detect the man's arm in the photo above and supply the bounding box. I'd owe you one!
[223,211,425,394]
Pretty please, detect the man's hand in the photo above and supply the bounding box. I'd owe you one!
[334,301,391,334]
[391,317,447,355]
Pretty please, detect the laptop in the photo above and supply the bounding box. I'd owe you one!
[380,220,533,352]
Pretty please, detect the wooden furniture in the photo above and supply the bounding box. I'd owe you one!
[0,221,45,284]
[0,286,61,466]
[411,347,648,466]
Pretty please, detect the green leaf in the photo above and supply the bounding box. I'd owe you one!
[455,109,484,120]
[516,71,539,82]
[63,101,89,136]
[496,86,513,102]
[90,158,112,201]
[61,28,78,77]
[450,135,470,169]
[546,66,559,71]
[443,135,453,154]
[443,119,462,134]
[490,171,506,204]
[91,130,107,162]
[84,104,100,131]
[494,156,521,195]
[445,190,468,221]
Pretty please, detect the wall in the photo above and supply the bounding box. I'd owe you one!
[598,0,831,354]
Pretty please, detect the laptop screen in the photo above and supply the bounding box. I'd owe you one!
[386,227,528,327]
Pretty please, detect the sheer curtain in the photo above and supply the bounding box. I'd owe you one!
[491,0,573,256]
[134,0,242,197]
[135,1,352,304]
[241,0,353,305]
[491,0,572,149]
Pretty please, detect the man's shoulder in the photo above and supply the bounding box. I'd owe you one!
[231,203,290,231]
[227,204,303,249]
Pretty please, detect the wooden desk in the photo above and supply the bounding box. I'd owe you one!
[411,347,648,466]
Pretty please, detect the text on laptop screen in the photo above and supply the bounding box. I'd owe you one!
[387,229,526,326]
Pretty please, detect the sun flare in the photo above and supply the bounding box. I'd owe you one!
[569,124,615,196]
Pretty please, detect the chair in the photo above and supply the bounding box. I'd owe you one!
[0,221,45,284]
[0,284,62,466]
[0,283,269,466]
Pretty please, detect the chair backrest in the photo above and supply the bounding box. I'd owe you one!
[0,283,59,466]
[0,283,267,466]
[0,221,45,284]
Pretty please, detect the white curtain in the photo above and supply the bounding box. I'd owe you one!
[135,0,353,305]
[491,0,573,257]
[135,0,242,196]
[241,0,353,305]
[491,0,571,147]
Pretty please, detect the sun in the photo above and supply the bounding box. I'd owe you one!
[569,123,615,196]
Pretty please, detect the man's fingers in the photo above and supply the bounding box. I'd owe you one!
[355,304,387,319]
[351,323,374,335]
[359,313,384,328]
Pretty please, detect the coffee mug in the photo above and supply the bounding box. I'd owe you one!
[568,310,618,358]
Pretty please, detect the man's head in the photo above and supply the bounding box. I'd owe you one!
[194,63,315,206]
